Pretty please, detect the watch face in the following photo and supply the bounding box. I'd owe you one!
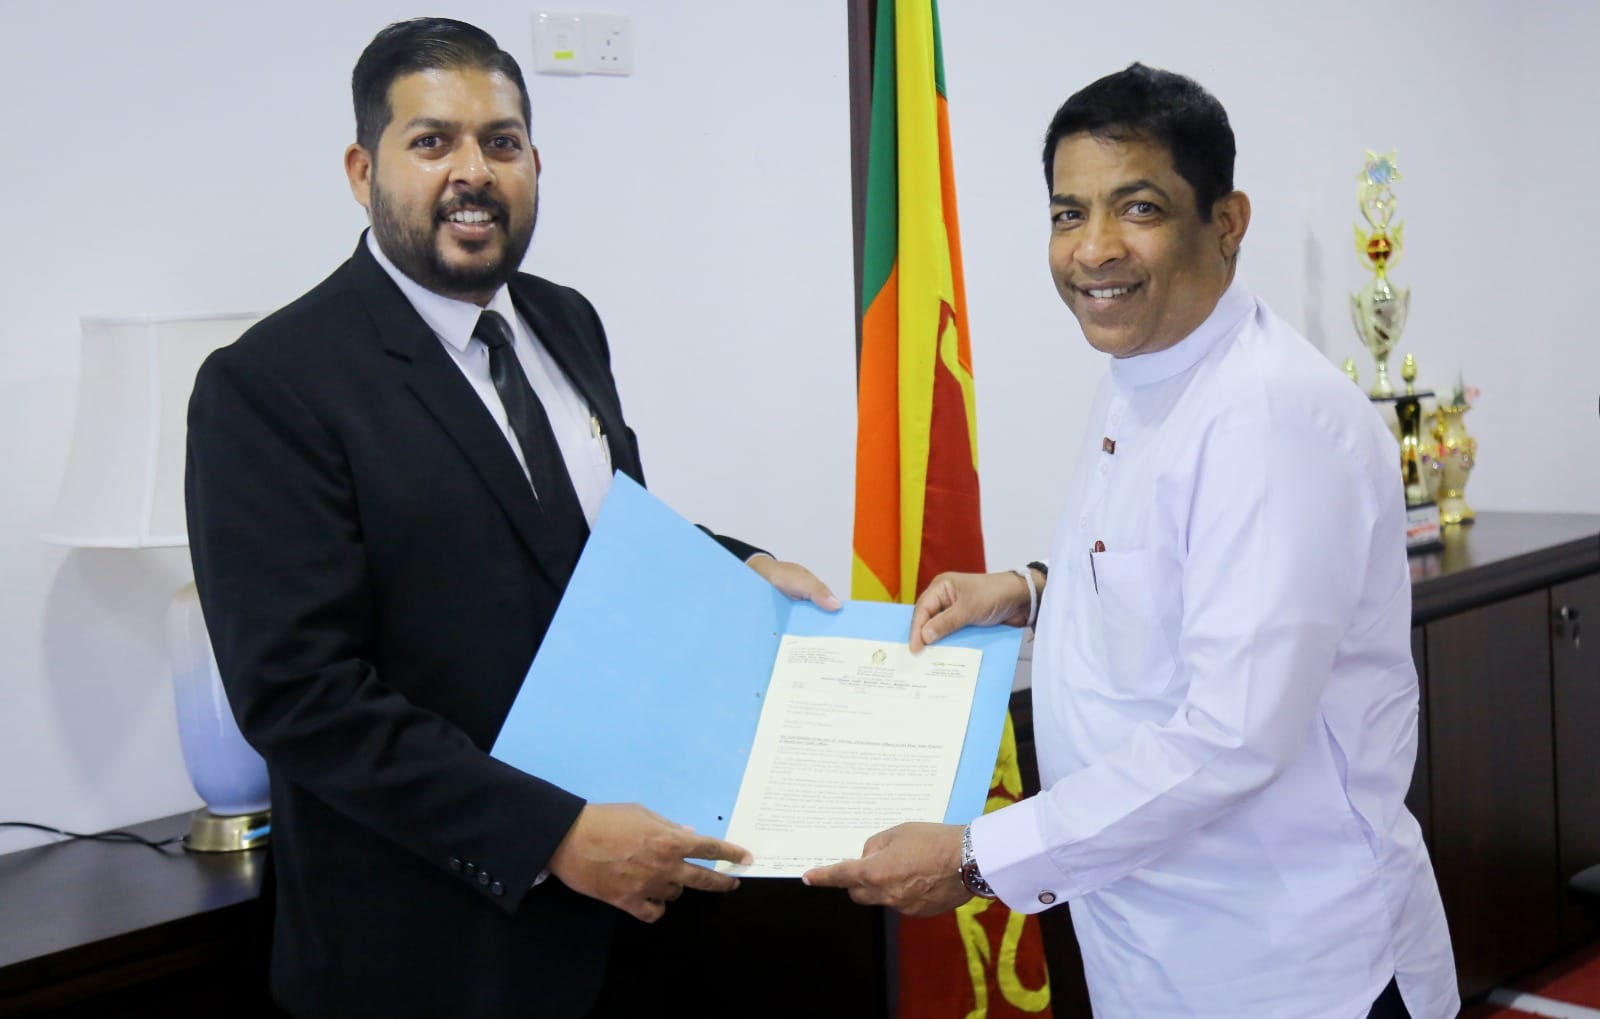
[960,860,996,899]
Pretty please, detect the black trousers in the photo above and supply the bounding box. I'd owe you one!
[1367,977,1411,1018]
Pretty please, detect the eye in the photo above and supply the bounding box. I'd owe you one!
[1126,200,1159,217]
[1051,209,1083,226]
[486,135,522,152]
[411,135,443,151]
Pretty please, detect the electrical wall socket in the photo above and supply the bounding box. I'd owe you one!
[582,14,633,76]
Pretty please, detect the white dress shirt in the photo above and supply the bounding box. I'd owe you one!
[367,232,613,526]
[971,283,1458,1018]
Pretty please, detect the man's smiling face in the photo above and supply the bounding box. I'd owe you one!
[348,67,539,305]
[1047,132,1246,358]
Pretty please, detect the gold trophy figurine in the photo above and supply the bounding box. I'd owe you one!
[1351,153,1411,398]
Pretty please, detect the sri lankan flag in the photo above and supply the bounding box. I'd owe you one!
[851,1,1053,1015]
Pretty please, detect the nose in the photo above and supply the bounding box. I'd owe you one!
[448,139,494,190]
[1075,212,1126,269]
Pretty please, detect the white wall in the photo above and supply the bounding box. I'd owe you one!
[4,1,1596,853]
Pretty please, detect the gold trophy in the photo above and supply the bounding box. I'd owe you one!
[1352,153,1410,399]
[1351,154,1441,553]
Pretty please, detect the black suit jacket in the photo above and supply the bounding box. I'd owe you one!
[187,237,756,1018]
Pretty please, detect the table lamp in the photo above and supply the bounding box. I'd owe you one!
[44,312,271,852]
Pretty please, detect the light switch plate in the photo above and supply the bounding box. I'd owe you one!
[532,12,584,76]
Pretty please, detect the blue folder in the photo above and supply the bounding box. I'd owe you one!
[492,476,1023,847]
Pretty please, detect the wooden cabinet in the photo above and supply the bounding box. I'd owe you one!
[1425,590,1560,998]
[1553,572,1600,948]
[1410,514,1600,1000]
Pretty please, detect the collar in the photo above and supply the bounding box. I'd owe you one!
[365,230,517,352]
[1107,280,1255,389]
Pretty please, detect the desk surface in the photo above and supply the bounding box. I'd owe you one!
[1410,512,1600,623]
[0,813,263,992]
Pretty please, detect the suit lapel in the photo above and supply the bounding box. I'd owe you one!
[347,239,579,588]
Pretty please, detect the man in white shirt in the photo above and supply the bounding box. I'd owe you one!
[805,64,1458,1018]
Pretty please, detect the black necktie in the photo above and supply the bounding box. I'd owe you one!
[474,310,590,563]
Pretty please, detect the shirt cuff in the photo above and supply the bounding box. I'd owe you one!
[970,798,1065,914]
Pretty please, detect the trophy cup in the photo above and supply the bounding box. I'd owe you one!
[1352,153,1411,399]
[1352,153,1441,553]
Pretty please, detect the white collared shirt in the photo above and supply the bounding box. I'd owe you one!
[366,232,613,526]
[971,282,1459,1018]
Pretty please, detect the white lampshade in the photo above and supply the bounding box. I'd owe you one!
[44,312,263,549]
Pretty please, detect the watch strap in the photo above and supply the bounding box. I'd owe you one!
[959,824,997,899]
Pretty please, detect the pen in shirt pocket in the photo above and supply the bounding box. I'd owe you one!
[1089,540,1105,592]
[590,414,612,471]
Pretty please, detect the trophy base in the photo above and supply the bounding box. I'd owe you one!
[1439,495,1474,527]
[1404,501,1444,554]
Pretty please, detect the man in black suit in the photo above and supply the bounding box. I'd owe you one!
[186,18,838,1018]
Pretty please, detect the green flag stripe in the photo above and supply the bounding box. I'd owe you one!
[861,0,899,317]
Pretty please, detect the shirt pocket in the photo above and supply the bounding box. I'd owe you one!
[1089,547,1173,697]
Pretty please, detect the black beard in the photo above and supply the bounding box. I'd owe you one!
[369,182,536,301]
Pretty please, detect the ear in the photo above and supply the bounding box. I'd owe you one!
[1213,190,1251,262]
[345,143,374,210]
[531,144,542,177]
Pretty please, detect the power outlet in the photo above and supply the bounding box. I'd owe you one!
[582,14,633,76]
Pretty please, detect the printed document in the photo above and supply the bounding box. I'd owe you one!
[722,636,981,876]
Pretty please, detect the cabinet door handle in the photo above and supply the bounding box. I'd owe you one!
[1556,605,1581,649]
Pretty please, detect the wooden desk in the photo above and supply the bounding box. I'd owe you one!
[0,813,276,1017]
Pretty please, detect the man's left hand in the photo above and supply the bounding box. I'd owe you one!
[801,822,971,916]
[747,556,841,612]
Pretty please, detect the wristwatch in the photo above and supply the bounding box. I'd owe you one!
[959,824,997,899]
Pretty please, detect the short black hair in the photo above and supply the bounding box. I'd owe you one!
[352,18,531,155]
[1042,63,1235,222]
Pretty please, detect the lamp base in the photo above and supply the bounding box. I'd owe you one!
[183,807,270,853]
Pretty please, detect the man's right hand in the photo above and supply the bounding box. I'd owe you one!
[910,570,1034,652]
[547,803,752,923]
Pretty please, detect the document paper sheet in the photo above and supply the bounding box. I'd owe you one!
[723,636,980,876]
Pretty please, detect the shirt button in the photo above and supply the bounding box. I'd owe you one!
[478,871,491,887]
[1099,463,1109,476]
[1037,891,1057,905]
[464,862,478,877]
[1078,517,1088,530]
[448,857,462,873]
[490,880,506,896]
